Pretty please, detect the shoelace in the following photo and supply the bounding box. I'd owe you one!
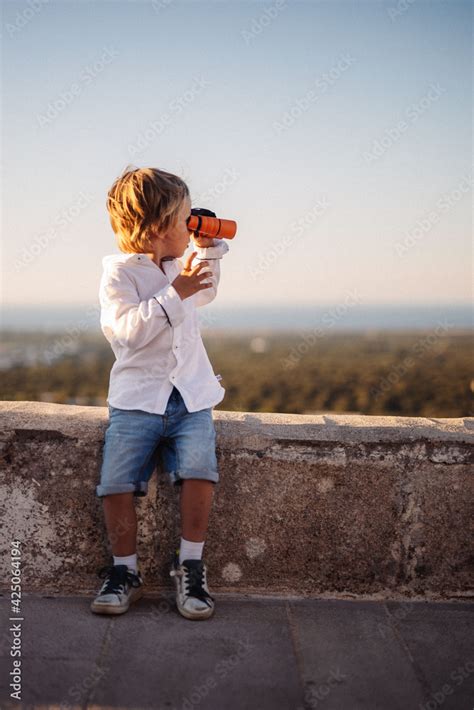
[97,564,141,596]
[171,561,214,604]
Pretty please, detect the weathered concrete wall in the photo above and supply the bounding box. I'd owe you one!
[0,402,472,599]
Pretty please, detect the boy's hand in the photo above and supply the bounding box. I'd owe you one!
[171,252,213,300]
[191,234,215,248]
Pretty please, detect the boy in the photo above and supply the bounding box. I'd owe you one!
[91,166,229,620]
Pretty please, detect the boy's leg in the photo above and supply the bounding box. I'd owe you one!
[180,479,215,541]
[162,395,218,617]
[171,479,216,619]
[91,492,143,615]
[103,492,137,555]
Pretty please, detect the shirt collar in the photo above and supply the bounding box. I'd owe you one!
[102,253,176,272]
[126,254,175,265]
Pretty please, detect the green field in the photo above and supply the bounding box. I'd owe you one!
[1,330,472,417]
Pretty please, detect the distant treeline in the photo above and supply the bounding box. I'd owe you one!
[1,330,472,417]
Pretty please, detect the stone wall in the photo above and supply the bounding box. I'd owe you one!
[1,402,472,599]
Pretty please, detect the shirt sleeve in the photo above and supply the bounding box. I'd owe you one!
[191,238,229,307]
[99,266,186,349]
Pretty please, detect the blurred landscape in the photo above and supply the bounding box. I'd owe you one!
[1,326,472,417]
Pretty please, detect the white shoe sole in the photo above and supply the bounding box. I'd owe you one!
[90,585,144,615]
[176,602,215,620]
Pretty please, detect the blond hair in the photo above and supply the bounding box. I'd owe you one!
[106,165,190,253]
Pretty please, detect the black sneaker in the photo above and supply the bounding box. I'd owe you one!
[90,564,144,615]
[169,549,215,620]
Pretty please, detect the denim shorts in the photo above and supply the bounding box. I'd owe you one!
[96,386,219,497]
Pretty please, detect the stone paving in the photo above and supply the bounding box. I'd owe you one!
[1,594,473,709]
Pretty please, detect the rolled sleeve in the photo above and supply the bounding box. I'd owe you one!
[194,238,229,260]
[153,283,186,327]
[190,238,230,308]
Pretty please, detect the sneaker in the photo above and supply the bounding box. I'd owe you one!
[169,549,215,620]
[90,564,144,615]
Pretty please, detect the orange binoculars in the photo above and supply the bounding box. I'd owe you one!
[186,208,237,240]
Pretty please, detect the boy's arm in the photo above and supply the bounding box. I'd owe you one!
[99,266,186,349]
[189,238,229,307]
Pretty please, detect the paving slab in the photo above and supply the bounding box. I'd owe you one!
[385,600,474,710]
[91,595,302,709]
[0,595,472,710]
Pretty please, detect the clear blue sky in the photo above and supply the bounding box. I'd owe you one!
[2,0,472,308]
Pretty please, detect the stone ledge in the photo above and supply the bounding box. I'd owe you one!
[0,402,472,599]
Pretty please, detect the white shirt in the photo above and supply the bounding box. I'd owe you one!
[99,238,229,414]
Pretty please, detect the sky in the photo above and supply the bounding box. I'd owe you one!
[1,0,472,310]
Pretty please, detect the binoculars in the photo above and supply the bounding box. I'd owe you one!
[186,208,237,240]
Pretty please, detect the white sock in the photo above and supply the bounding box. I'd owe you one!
[179,537,204,565]
[113,553,138,573]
